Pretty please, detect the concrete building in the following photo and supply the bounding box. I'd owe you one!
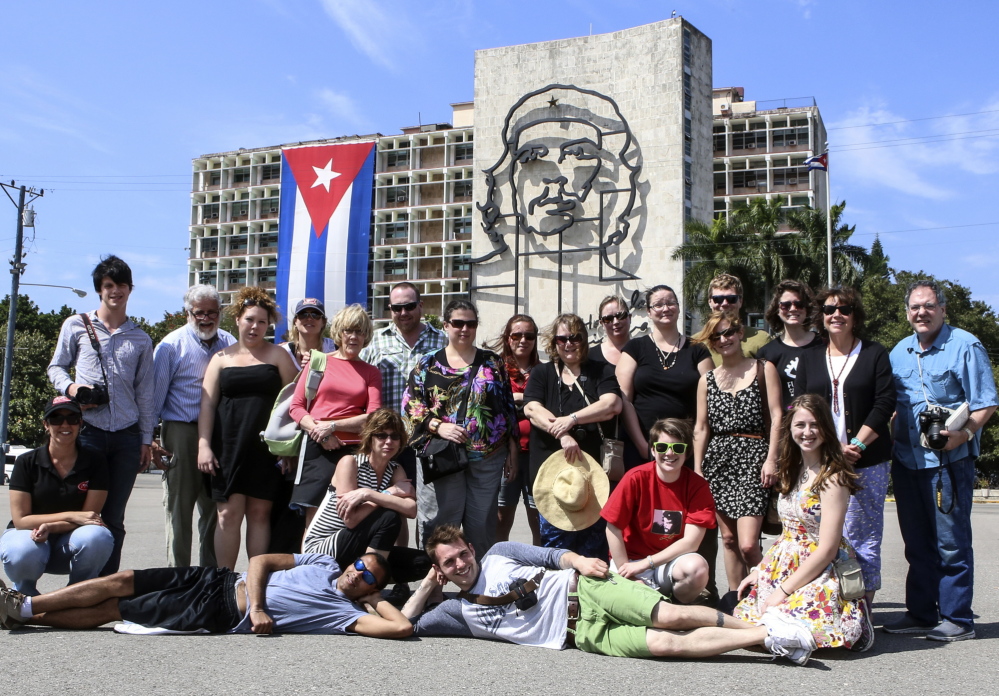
[712,87,828,224]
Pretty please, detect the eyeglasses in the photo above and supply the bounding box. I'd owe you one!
[709,326,740,342]
[352,559,378,585]
[908,302,939,313]
[47,414,82,426]
[554,334,583,346]
[389,301,419,313]
[652,442,688,454]
[190,310,220,320]
[447,319,478,329]
[710,295,741,305]
[509,332,537,342]
[372,432,401,441]
[778,300,806,311]
[341,328,364,336]
[821,304,854,316]
[297,310,324,320]
[650,301,679,312]
[600,311,629,324]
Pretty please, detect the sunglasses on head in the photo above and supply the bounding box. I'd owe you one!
[372,432,401,441]
[821,304,854,316]
[509,332,537,342]
[778,300,806,311]
[388,301,419,313]
[353,559,378,585]
[297,310,324,320]
[652,442,688,454]
[448,319,478,329]
[47,414,82,426]
[600,311,629,324]
[710,294,741,305]
[554,334,583,346]
[709,326,740,342]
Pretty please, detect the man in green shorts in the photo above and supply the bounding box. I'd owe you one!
[402,524,815,664]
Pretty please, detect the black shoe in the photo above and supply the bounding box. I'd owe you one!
[383,583,413,608]
[926,620,975,642]
[883,613,935,634]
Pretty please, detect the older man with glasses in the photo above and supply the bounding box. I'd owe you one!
[704,273,771,366]
[151,285,235,567]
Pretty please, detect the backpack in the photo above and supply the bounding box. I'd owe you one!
[260,350,327,457]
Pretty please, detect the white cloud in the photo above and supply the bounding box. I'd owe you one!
[315,88,368,129]
[320,0,402,70]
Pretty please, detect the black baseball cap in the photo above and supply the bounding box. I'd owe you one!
[44,395,83,419]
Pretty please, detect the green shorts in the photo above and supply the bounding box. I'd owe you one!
[571,573,663,658]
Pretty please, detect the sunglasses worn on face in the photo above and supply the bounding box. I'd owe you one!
[389,301,419,313]
[555,334,583,345]
[779,300,806,311]
[821,304,854,316]
[652,442,688,454]
[448,319,478,329]
[709,326,740,342]
[191,310,220,320]
[353,559,378,585]
[297,310,323,320]
[373,432,401,441]
[600,311,629,324]
[710,295,740,305]
[509,332,537,342]
[47,414,82,426]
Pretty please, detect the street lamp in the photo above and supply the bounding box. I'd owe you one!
[21,283,88,298]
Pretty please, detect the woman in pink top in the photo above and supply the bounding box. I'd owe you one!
[290,304,382,526]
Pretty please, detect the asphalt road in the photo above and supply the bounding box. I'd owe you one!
[2,472,996,695]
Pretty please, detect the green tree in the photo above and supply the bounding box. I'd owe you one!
[784,203,870,289]
[1,327,58,446]
[672,210,762,311]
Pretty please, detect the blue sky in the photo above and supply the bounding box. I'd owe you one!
[2,0,997,321]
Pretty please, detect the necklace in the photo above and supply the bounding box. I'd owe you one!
[650,333,682,371]
[826,339,858,416]
[799,468,809,484]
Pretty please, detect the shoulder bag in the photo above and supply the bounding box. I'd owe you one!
[420,349,486,484]
[261,350,327,458]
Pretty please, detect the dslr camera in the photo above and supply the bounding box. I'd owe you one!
[918,406,950,450]
[508,577,539,611]
[76,383,109,406]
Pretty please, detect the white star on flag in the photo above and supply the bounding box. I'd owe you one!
[311,159,341,191]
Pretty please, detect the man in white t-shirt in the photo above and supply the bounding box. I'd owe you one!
[402,525,816,664]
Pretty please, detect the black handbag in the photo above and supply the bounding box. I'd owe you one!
[420,349,485,484]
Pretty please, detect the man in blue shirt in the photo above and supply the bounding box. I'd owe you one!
[1,552,412,638]
[887,280,997,642]
[151,285,235,567]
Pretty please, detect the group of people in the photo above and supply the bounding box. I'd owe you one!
[1,257,995,665]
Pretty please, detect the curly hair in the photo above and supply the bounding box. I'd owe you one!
[357,408,408,455]
[542,313,589,363]
[329,304,373,348]
[692,309,743,346]
[775,394,860,495]
[764,280,816,329]
[814,286,866,338]
[227,286,280,324]
[708,273,743,295]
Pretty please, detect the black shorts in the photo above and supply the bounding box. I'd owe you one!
[290,440,358,509]
[118,566,241,633]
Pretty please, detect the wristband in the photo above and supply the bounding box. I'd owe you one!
[779,584,792,596]
[647,556,655,570]
[962,427,975,441]
[571,413,579,424]
[849,437,866,452]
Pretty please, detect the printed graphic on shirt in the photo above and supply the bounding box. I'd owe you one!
[77,481,90,492]
[472,579,514,635]
[651,509,683,539]
[785,356,800,383]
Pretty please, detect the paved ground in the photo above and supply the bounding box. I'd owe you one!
[2,471,997,695]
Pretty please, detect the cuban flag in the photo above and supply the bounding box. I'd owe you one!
[804,153,828,172]
[276,141,376,327]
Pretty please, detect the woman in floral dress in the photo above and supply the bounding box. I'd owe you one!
[734,394,873,651]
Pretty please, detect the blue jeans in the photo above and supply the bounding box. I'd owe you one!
[891,457,976,628]
[78,423,143,575]
[0,526,115,595]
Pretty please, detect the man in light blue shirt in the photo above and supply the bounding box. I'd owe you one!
[887,280,997,642]
[151,285,235,567]
[47,255,155,575]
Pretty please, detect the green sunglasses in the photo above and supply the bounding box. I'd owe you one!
[652,442,688,454]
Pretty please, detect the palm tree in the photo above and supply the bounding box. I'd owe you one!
[783,203,870,289]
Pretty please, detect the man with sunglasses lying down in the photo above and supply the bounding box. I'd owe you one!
[601,418,715,604]
[0,551,412,638]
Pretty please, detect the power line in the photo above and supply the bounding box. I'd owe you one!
[831,127,999,149]
[0,173,190,178]
[827,108,999,131]
[832,131,999,153]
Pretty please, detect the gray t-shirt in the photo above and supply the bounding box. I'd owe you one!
[413,543,573,650]
[230,554,367,635]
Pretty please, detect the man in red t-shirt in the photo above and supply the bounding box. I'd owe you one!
[602,418,716,604]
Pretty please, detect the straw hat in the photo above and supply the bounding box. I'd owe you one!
[533,450,609,531]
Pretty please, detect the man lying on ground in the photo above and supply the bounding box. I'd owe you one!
[1,552,411,638]
[402,524,815,664]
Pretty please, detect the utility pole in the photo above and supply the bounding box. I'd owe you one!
[0,181,44,452]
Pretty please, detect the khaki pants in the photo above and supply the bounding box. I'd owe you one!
[161,421,217,567]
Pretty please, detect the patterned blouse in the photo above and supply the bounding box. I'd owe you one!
[402,348,517,456]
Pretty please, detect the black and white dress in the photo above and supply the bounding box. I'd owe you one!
[701,372,769,519]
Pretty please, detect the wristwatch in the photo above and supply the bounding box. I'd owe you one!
[962,427,974,441]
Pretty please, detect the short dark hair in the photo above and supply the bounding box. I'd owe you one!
[644,284,677,309]
[814,286,866,337]
[359,552,392,589]
[648,418,693,448]
[358,408,408,455]
[764,279,816,329]
[905,279,947,308]
[443,299,477,323]
[390,281,421,302]
[486,314,540,366]
[425,523,468,563]
[92,255,133,292]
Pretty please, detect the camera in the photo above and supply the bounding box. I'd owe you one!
[919,406,950,450]
[509,577,538,611]
[572,426,588,441]
[76,384,109,406]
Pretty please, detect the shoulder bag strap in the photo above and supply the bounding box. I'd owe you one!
[79,313,112,388]
[569,368,607,441]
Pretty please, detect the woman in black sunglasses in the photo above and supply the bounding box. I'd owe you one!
[757,280,823,408]
[1,396,114,595]
[793,286,894,608]
[303,409,429,583]
[589,295,632,368]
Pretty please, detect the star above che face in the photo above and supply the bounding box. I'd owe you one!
[311,159,341,191]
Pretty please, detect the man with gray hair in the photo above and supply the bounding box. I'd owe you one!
[151,285,235,566]
[886,279,997,641]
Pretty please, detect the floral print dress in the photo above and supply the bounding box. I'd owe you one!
[734,485,866,649]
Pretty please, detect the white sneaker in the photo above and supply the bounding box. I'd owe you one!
[762,608,816,665]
